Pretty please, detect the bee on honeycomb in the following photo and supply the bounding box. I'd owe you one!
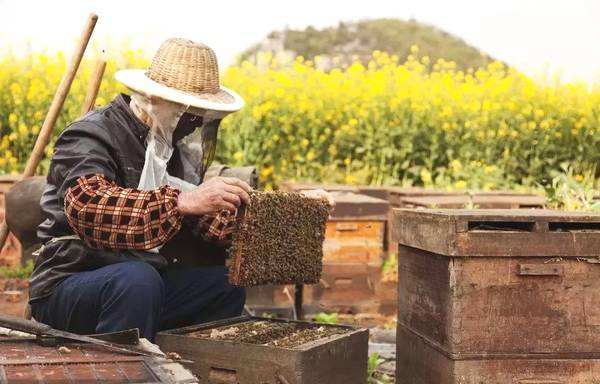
[228,191,330,286]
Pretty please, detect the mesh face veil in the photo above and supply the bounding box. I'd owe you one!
[130,93,223,192]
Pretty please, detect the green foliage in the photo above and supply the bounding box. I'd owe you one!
[381,253,398,283]
[313,312,338,324]
[367,353,393,384]
[0,260,34,279]
[240,18,493,71]
[543,164,600,211]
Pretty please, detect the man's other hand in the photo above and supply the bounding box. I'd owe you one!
[177,177,252,216]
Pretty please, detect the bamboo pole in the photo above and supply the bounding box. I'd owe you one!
[0,13,99,252]
[80,58,106,116]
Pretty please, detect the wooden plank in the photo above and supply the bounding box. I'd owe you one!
[329,192,389,221]
[401,194,545,209]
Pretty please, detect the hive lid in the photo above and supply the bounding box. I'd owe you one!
[392,209,600,257]
[401,194,545,209]
[278,181,360,193]
[0,338,196,383]
[329,191,390,220]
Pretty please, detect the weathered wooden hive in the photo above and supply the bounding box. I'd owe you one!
[243,186,390,313]
[393,209,600,384]
[308,191,389,313]
[156,316,369,384]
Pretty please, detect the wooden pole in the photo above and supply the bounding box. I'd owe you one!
[0,13,98,252]
[80,59,106,116]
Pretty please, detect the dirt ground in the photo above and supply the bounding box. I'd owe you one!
[0,278,28,317]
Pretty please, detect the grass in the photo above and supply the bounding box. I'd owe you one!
[313,312,339,324]
[368,353,393,384]
[0,260,33,279]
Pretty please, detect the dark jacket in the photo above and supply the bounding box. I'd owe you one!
[29,94,224,302]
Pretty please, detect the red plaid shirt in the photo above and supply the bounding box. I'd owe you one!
[64,174,235,250]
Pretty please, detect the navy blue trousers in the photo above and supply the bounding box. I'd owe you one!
[30,261,245,341]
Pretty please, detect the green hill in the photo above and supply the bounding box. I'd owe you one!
[240,18,494,70]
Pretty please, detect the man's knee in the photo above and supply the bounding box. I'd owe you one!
[103,261,164,302]
[228,286,246,314]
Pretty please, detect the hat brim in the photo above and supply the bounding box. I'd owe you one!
[115,69,244,112]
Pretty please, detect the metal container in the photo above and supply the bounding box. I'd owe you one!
[393,208,600,384]
[156,316,369,384]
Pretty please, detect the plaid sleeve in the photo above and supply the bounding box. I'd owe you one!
[187,210,237,243]
[64,174,183,250]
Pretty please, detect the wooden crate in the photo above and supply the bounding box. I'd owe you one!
[156,316,369,384]
[306,263,381,313]
[397,325,600,384]
[325,191,389,265]
[393,209,600,383]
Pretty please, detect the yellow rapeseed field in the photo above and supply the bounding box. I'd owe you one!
[1,46,598,191]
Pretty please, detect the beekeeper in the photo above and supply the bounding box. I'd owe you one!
[28,38,282,341]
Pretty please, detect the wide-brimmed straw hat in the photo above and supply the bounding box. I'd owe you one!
[115,38,244,112]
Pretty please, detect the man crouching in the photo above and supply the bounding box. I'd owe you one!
[29,38,253,341]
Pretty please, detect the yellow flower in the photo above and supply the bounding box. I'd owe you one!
[233,151,244,162]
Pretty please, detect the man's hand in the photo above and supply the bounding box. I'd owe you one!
[300,188,335,207]
[177,177,252,216]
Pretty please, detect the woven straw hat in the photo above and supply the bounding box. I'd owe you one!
[115,38,244,112]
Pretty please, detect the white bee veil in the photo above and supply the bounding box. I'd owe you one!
[129,93,222,193]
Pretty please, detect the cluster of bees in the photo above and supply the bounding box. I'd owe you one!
[228,191,329,286]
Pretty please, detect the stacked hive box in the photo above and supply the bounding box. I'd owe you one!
[307,191,389,313]
[393,209,600,383]
[246,184,389,314]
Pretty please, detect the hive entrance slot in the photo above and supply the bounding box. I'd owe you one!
[467,221,535,232]
[549,222,600,232]
[209,367,238,384]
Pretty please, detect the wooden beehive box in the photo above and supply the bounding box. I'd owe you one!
[393,209,600,384]
[323,191,389,265]
[304,192,388,312]
[156,316,369,384]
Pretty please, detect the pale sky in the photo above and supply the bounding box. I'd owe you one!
[1,0,599,83]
